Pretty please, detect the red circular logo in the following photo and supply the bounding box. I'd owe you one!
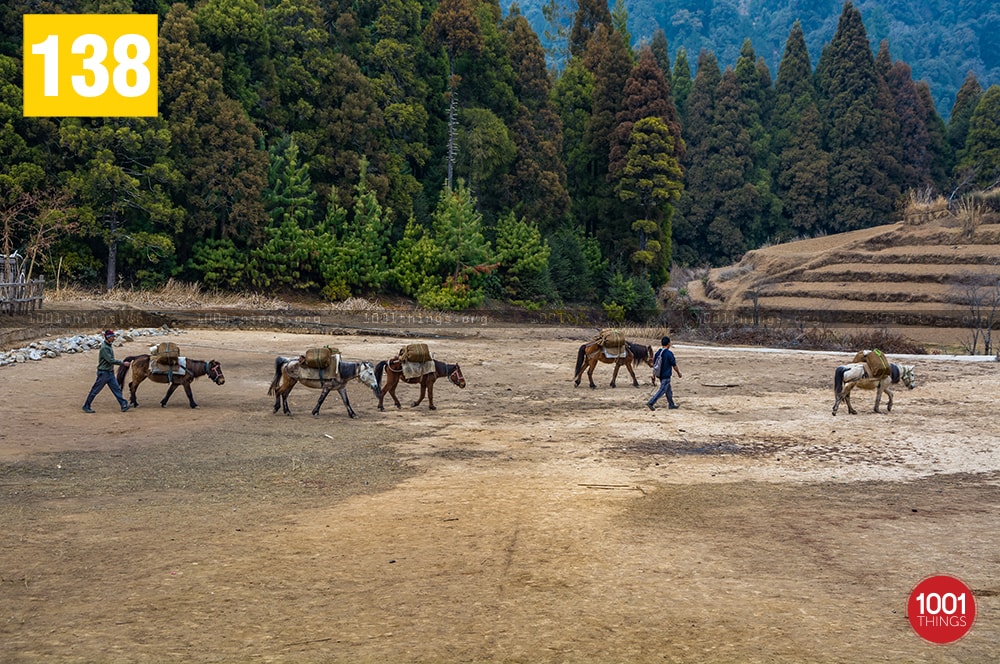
[907,575,976,644]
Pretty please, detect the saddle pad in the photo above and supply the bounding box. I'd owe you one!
[402,360,435,380]
[298,354,341,381]
[151,356,187,377]
[602,346,627,359]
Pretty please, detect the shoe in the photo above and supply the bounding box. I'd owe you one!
[121,404,130,412]
[668,404,680,410]
[647,402,656,411]
[82,406,95,414]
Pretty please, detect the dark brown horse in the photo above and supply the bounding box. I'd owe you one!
[268,356,380,417]
[117,354,225,408]
[573,340,653,389]
[374,358,466,411]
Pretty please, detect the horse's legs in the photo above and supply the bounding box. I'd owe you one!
[873,382,883,413]
[610,360,620,388]
[884,384,894,412]
[587,359,597,389]
[281,379,297,415]
[182,380,198,409]
[426,379,436,410]
[623,361,640,388]
[334,387,356,418]
[161,383,180,408]
[379,374,401,410]
[412,379,427,408]
[844,385,857,415]
[127,375,142,408]
[312,381,335,417]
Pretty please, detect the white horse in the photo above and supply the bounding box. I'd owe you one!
[268,356,380,417]
[832,362,916,416]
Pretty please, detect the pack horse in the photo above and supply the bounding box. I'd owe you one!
[573,329,653,389]
[268,348,379,417]
[832,361,916,416]
[116,350,225,409]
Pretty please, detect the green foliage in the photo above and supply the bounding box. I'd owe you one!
[603,271,658,322]
[494,211,553,302]
[186,239,248,290]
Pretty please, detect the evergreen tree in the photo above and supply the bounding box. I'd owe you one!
[673,50,720,264]
[60,119,183,290]
[552,59,595,233]
[815,1,901,232]
[616,117,683,282]
[609,47,684,182]
[649,29,671,75]
[569,0,612,59]
[948,72,983,169]
[582,24,633,247]
[494,211,553,302]
[916,81,953,192]
[160,3,268,252]
[671,48,693,125]
[885,59,934,192]
[957,85,1000,189]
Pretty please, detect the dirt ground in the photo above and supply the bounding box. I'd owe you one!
[1,323,999,663]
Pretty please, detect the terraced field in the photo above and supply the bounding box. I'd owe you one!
[687,217,1000,326]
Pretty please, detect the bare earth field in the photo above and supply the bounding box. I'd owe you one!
[2,324,999,663]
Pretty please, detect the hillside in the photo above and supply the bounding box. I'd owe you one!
[509,0,999,117]
[685,212,1000,327]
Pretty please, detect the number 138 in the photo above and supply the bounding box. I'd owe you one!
[32,33,151,98]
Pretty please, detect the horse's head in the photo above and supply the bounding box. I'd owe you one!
[449,363,466,389]
[358,360,380,395]
[208,360,225,385]
[900,364,916,389]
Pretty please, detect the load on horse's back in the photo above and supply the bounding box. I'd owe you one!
[833,350,916,415]
[573,328,652,389]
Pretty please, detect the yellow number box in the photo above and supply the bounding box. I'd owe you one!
[23,14,158,117]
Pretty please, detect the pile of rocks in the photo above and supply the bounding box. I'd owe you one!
[0,326,184,367]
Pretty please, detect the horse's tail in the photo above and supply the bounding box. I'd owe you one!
[374,360,387,390]
[268,356,289,396]
[116,356,139,385]
[834,366,847,395]
[573,344,586,378]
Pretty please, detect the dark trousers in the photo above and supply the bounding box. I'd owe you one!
[648,376,675,407]
[84,370,127,408]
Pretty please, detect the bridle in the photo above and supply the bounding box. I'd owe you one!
[449,364,465,388]
[207,360,225,385]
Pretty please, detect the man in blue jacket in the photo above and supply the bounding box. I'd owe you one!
[647,336,682,411]
[82,329,132,413]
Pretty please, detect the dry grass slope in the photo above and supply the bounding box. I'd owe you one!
[686,206,1000,324]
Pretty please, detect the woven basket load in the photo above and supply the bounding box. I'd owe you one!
[853,349,890,379]
[304,346,338,369]
[400,343,432,363]
[152,342,181,365]
[598,329,626,350]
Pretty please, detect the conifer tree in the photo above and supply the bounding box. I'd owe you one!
[916,82,953,192]
[957,85,1000,189]
[673,50,720,264]
[569,0,613,59]
[949,72,983,164]
[650,29,671,77]
[617,117,683,281]
[671,48,693,125]
[815,1,901,232]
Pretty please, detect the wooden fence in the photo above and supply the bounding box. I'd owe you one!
[1,254,45,315]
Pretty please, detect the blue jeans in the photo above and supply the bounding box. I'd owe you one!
[648,376,674,407]
[84,370,128,409]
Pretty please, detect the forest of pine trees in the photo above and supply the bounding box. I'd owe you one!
[1,0,998,318]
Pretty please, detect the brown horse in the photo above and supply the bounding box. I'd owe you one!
[268,356,380,417]
[573,340,653,389]
[117,354,225,409]
[374,358,466,411]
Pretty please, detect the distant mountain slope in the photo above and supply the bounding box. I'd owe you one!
[507,0,999,117]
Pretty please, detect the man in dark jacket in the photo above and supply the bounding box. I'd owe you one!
[82,330,132,413]
[647,336,682,411]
